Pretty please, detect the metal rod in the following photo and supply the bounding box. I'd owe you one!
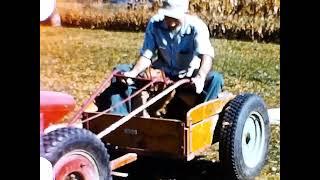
[68,70,118,125]
[97,79,190,139]
[81,78,158,123]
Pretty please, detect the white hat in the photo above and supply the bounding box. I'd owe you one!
[158,0,189,20]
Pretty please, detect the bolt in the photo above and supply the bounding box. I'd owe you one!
[222,121,230,128]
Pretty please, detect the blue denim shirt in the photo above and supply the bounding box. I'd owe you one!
[140,14,215,78]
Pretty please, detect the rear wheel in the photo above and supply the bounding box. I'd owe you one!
[41,127,112,180]
[219,93,270,180]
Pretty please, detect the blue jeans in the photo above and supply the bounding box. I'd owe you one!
[95,64,224,115]
[202,71,224,101]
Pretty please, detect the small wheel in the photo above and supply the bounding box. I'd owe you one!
[219,93,270,180]
[41,127,112,180]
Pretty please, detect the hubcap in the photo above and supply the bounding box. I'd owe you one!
[242,111,265,168]
[53,150,100,180]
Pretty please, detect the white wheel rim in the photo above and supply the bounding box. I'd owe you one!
[241,111,265,168]
[53,150,100,180]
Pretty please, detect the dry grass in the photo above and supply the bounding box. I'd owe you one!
[40,26,279,179]
[56,0,280,42]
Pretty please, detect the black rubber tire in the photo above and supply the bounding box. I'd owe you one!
[41,127,112,180]
[219,93,270,180]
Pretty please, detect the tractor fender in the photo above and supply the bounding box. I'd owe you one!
[44,121,83,134]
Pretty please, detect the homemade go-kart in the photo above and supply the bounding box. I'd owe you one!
[40,68,270,180]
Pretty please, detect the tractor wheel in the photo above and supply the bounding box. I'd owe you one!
[41,127,112,180]
[219,93,270,180]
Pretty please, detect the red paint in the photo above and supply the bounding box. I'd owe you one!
[54,153,99,180]
[40,91,75,129]
[40,113,44,135]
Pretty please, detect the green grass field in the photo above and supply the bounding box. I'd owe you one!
[40,27,279,107]
[40,26,280,179]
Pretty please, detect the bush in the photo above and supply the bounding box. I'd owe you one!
[57,0,279,42]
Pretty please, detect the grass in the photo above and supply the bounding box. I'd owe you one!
[40,26,280,179]
[40,26,279,108]
[201,124,280,179]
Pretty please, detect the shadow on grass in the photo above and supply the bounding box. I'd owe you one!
[112,155,226,180]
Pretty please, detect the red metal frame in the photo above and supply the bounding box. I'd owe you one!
[81,78,159,124]
[68,70,119,125]
[70,71,173,125]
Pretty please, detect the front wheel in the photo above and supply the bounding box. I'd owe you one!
[41,127,112,180]
[219,93,270,180]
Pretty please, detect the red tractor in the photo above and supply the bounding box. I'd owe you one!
[40,90,113,179]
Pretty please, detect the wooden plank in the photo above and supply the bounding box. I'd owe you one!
[186,92,235,127]
[85,113,186,158]
[111,172,128,177]
[97,79,190,139]
[190,115,219,153]
[185,127,195,161]
[110,153,137,171]
[184,128,189,157]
